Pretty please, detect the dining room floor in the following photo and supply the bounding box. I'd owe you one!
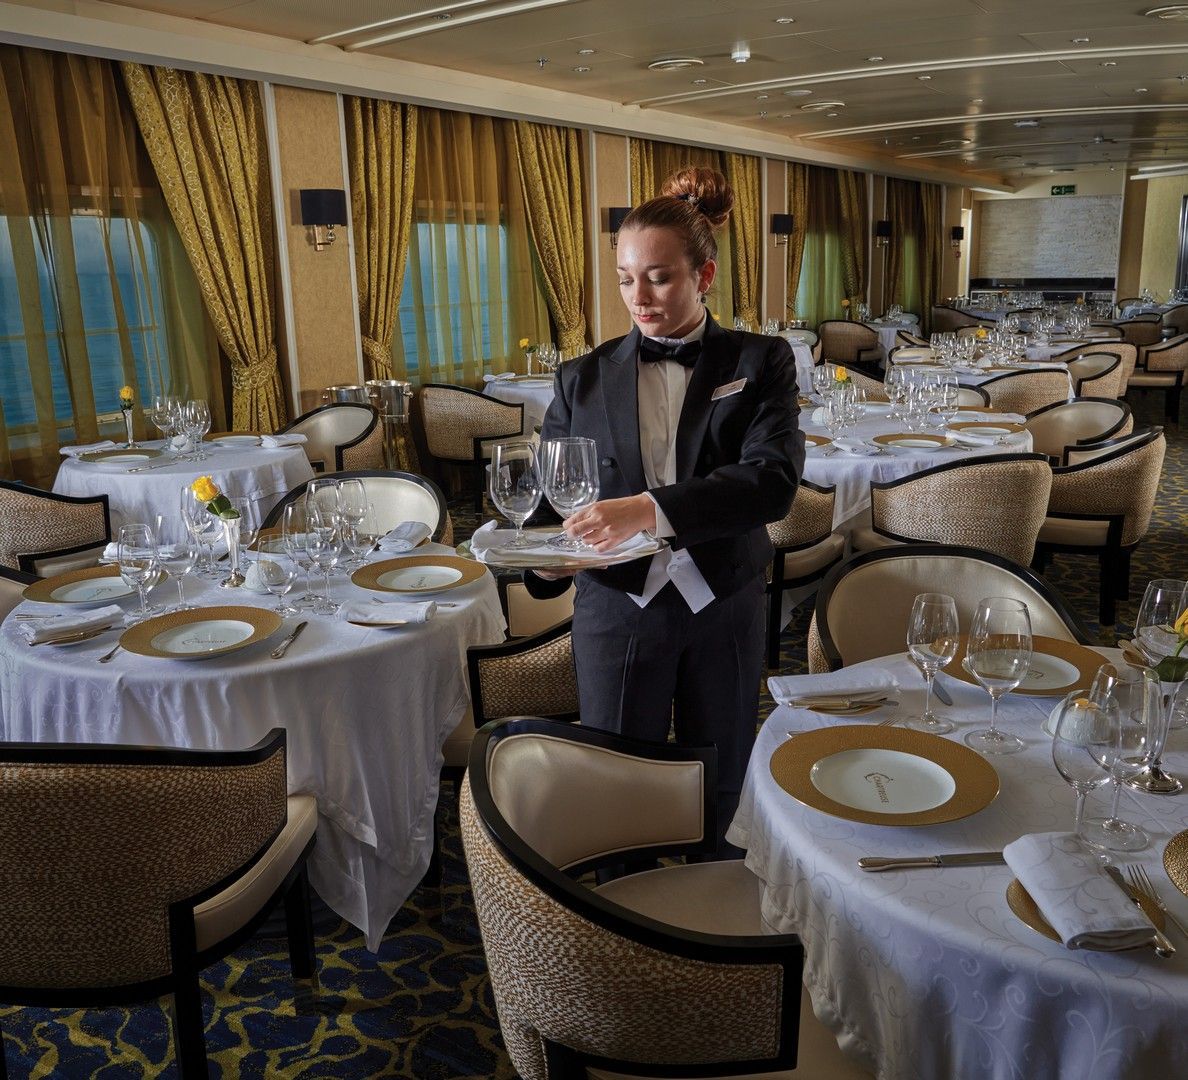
[2,392,1183,1079]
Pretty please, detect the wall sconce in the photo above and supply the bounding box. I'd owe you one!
[299,188,348,252]
[951,224,965,258]
[607,207,631,249]
[770,213,794,246]
[874,219,892,248]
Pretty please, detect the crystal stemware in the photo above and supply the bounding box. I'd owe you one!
[541,437,599,550]
[283,498,318,608]
[157,535,198,611]
[117,523,159,623]
[305,506,342,615]
[963,597,1032,755]
[180,486,221,577]
[904,593,959,734]
[489,441,543,548]
[258,536,301,617]
[1052,684,1117,849]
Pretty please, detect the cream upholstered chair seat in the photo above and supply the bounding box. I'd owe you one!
[981,369,1071,415]
[930,305,985,333]
[1128,334,1187,423]
[461,718,869,1080]
[1065,353,1124,398]
[955,384,991,406]
[0,481,110,576]
[498,578,576,638]
[807,545,1091,672]
[280,402,380,473]
[1023,397,1132,463]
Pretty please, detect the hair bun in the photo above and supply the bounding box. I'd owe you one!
[661,166,734,230]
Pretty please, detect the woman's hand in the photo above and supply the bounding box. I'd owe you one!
[563,494,658,552]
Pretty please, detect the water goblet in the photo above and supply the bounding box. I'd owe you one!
[157,535,198,611]
[305,506,342,615]
[541,437,599,549]
[258,537,301,617]
[283,499,319,608]
[1052,685,1117,849]
[489,441,543,548]
[963,597,1032,755]
[117,523,159,623]
[904,593,959,734]
[180,486,222,576]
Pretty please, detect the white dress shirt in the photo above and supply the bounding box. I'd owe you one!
[630,312,716,614]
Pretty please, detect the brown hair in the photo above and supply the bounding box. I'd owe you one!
[621,165,734,268]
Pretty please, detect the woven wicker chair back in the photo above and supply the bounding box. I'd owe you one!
[1052,433,1166,546]
[1119,317,1163,348]
[1065,354,1124,398]
[0,486,106,573]
[818,321,879,364]
[338,421,385,471]
[1162,304,1188,338]
[475,631,579,720]
[421,386,524,461]
[982,370,1071,415]
[1145,335,1188,373]
[283,404,375,472]
[930,306,984,333]
[768,484,834,549]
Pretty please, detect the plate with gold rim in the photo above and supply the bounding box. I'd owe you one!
[78,448,163,464]
[351,554,488,595]
[770,724,999,827]
[120,605,283,660]
[1163,831,1188,900]
[805,434,833,449]
[22,565,136,606]
[871,433,954,452]
[1006,879,1163,945]
[948,421,1025,437]
[944,634,1106,697]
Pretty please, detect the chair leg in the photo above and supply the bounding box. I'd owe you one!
[473,461,485,515]
[1168,385,1183,425]
[766,587,782,670]
[1115,548,1132,601]
[1098,553,1117,626]
[0,1015,8,1080]
[170,972,209,1080]
[284,865,317,982]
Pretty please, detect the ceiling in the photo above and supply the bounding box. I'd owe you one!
[98,0,1188,183]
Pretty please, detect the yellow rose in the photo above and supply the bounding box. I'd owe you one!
[191,475,219,503]
[119,385,134,403]
[975,328,988,340]
[834,365,850,382]
[1175,608,1188,637]
[841,299,851,308]
[1076,296,1085,304]
[518,337,530,349]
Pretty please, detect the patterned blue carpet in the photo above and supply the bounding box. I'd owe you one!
[1,393,1183,1079]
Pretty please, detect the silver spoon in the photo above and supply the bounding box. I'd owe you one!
[98,642,122,663]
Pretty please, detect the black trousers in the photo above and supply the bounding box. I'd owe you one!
[571,571,766,856]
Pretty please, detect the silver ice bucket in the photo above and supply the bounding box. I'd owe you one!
[365,379,413,421]
[322,384,371,405]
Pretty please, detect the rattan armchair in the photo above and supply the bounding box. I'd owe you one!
[280,402,381,473]
[1064,353,1124,398]
[817,320,881,368]
[0,566,35,621]
[0,730,317,1080]
[765,481,844,668]
[497,577,576,638]
[420,384,527,512]
[850,453,1053,565]
[461,717,867,1080]
[895,330,929,348]
[1034,427,1167,625]
[1024,398,1133,464]
[1115,298,1145,318]
[1117,313,1163,350]
[1162,303,1188,339]
[806,545,1092,673]
[0,481,110,576]
[1050,342,1136,394]
[1128,334,1188,423]
[930,306,985,333]
[980,369,1072,414]
[1087,323,1124,339]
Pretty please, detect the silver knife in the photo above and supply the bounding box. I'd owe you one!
[933,681,954,707]
[271,620,308,659]
[1103,864,1176,957]
[127,461,177,473]
[858,852,1006,872]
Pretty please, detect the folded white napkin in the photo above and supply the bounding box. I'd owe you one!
[1003,832,1155,951]
[832,437,881,456]
[60,440,118,458]
[893,348,932,361]
[469,520,656,564]
[260,433,307,448]
[482,372,516,382]
[811,406,827,424]
[104,536,226,562]
[18,604,126,644]
[377,521,433,553]
[337,599,437,625]
[769,670,899,707]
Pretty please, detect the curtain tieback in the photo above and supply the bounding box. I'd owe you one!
[361,336,393,373]
[231,348,280,393]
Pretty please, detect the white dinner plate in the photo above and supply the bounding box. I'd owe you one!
[22,566,137,606]
[151,618,257,656]
[119,605,282,660]
[871,433,954,452]
[810,748,957,814]
[212,435,261,448]
[375,565,463,591]
[1016,652,1082,693]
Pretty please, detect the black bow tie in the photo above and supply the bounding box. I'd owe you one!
[639,336,701,368]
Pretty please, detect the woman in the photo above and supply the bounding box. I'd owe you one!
[528,167,804,855]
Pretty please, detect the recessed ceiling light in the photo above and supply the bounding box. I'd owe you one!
[732,43,751,64]
[1145,5,1188,20]
[759,110,768,119]
[577,48,595,55]
[827,112,838,117]
[1015,118,1040,128]
[774,16,795,24]
[940,138,972,145]
[1136,87,1150,93]
[866,55,884,63]
[1100,60,1118,67]
[573,66,590,73]
[917,75,932,81]
[970,98,984,104]
[800,100,845,112]
[756,93,769,100]
[783,88,813,96]
[1071,37,1090,43]
[691,77,708,84]
[648,57,705,71]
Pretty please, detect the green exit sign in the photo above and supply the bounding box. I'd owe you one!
[1051,184,1077,196]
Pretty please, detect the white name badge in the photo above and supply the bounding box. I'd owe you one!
[711,378,747,401]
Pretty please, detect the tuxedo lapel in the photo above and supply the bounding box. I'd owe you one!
[675,319,741,480]
[600,328,647,494]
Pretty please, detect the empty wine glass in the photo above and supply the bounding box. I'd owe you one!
[963,597,1032,755]
[258,536,300,617]
[1052,685,1117,849]
[157,535,198,611]
[904,593,959,734]
[117,523,159,623]
[338,479,369,530]
[541,437,599,549]
[305,506,342,615]
[283,498,318,608]
[308,477,341,525]
[180,486,221,577]
[489,441,543,547]
[1134,579,1188,669]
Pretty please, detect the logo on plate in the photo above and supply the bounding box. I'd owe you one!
[864,771,894,804]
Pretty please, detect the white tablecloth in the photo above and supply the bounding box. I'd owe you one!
[865,321,914,361]
[482,377,556,432]
[0,544,506,951]
[801,408,1034,529]
[53,441,315,543]
[729,651,1188,1080]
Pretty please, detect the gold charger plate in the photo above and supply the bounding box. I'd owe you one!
[78,448,163,463]
[1006,879,1163,945]
[205,430,261,441]
[948,421,1025,435]
[1163,830,1188,900]
[770,724,999,827]
[120,605,283,660]
[944,634,1105,698]
[22,565,135,605]
[805,434,833,448]
[352,554,487,594]
[871,433,954,450]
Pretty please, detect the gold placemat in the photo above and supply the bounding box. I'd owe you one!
[944,634,1105,698]
[1006,879,1163,944]
[770,724,999,827]
[351,554,488,594]
[1163,830,1188,900]
[22,565,129,605]
[120,605,283,660]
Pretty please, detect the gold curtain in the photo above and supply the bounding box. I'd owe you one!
[887,177,940,328]
[837,168,869,305]
[0,45,220,486]
[789,163,866,327]
[121,62,285,432]
[512,120,587,353]
[344,96,418,382]
[785,162,809,320]
[724,152,760,326]
[394,108,549,385]
[918,182,944,335]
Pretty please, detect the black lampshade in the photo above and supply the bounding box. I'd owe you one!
[300,189,348,227]
[951,225,965,242]
[874,219,892,239]
[770,212,794,236]
[607,206,632,233]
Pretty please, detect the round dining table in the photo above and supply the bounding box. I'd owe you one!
[0,543,506,952]
[730,651,1188,1080]
[481,374,556,432]
[53,439,315,543]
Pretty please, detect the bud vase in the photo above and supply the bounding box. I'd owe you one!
[122,408,136,449]
[220,518,245,588]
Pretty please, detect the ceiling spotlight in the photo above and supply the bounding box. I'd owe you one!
[573,66,590,73]
[578,48,595,55]
[1136,87,1150,93]
[1015,118,1040,128]
[756,93,769,100]
[537,57,549,69]
[774,16,795,24]
[800,100,845,112]
[1100,60,1118,67]
[648,57,705,71]
[970,98,984,105]
[917,75,932,81]
[1071,37,1090,43]
[732,43,751,64]
[783,88,813,96]
[1144,5,1188,20]
[759,110,768,118]
[866,55,885,63]
[691,77,708,84]
[940,137,972,145]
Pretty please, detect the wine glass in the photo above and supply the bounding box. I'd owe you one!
[308,478,341,524]
[156,535,197,611]
[338,479,368,528]
[1052,684,1118,848]
[258,536,301,617]
[904,593,959,734]
[541,437,599,549]
[305,505,342,615]
[1134,579,1188,670]
[1081,664,1157,851]
[963,597,1032,755]
[489,441,543,547]
[117,523,159,623]
[283,498,318,608]
[180,486,221,577]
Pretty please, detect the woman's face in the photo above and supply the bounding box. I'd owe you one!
[616,226,716,339]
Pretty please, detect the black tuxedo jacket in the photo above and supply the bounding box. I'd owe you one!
[528,317,805,600]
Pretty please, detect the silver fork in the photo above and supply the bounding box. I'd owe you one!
[97,642,122,663]
[876,716,901,727]
[1127,864,1188,939]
